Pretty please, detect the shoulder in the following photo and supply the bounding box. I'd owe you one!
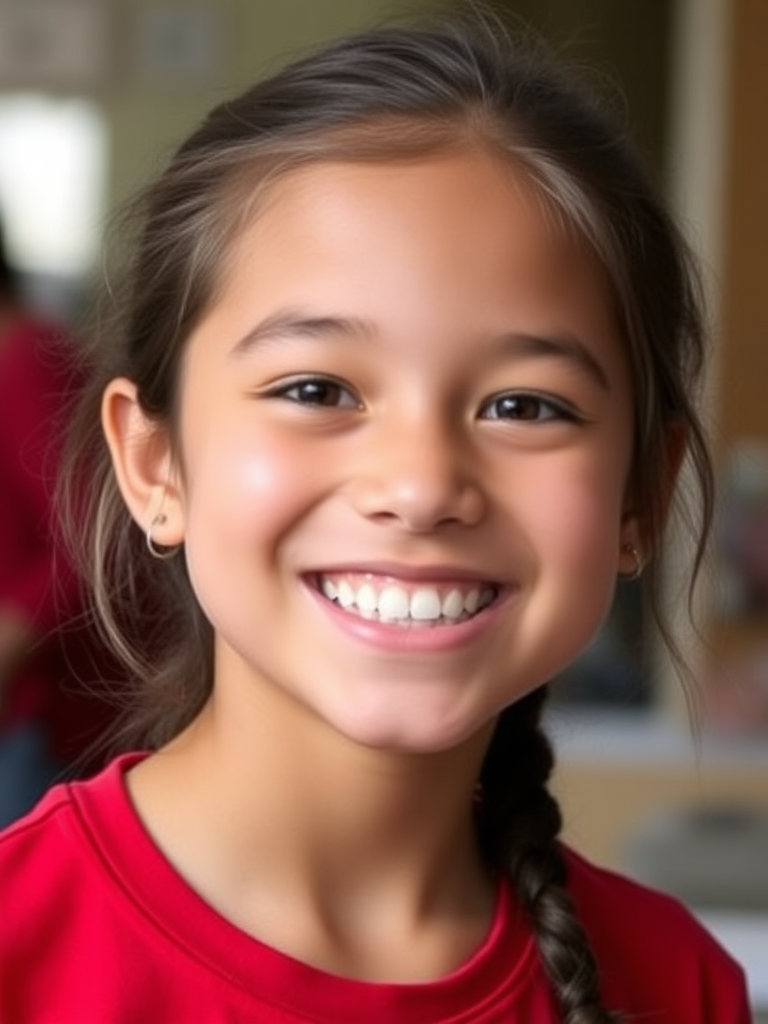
[0,775,83,873]
[0,755,144,934]
[564,842,706,940]
[562,845,751,1022]
[0,775,97,979]
[0,756,154,1022]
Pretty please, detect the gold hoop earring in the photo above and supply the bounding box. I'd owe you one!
[146,513,180,561]
[621,542,644,581]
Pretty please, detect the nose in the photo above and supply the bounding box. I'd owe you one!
[346,415,486,532]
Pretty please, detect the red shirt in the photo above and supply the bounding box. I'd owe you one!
[0,755,750,1023]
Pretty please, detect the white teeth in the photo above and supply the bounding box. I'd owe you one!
[356,583,378,614]
[441,589,465,621]
[378,585,410,621]
[319,575,497,625]
[409,588,442,621]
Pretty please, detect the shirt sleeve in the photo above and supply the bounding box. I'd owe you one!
[563,845,754,1024]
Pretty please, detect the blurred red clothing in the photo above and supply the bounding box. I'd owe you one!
[0,315,115,768]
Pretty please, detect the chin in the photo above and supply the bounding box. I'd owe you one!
[329,703,489,756]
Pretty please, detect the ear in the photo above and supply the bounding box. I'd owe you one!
[618,421,688,574]
[101,377,185,547]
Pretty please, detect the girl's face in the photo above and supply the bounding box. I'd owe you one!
[151,152,638,753]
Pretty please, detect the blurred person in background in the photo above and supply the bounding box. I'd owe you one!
[0,218,116,826]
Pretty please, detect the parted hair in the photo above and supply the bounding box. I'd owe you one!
[63,9,713,1023]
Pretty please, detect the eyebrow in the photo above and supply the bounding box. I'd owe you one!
[230,307,610,392]
[230,308,374,355]
[494,331,610,392]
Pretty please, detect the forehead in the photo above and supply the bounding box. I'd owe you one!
[222,151,611,303]
[251,152,569,247]
[207,152,623,370]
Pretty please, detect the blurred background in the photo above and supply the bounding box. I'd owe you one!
[0,0,765,1013]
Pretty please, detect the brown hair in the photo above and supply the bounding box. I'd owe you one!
[63,11,712,1021]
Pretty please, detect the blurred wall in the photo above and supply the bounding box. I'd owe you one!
[709,0,768,678]
[718,0,768,448]
[102,1,414,211]
[0,0,419,298]
[497,0,673,182]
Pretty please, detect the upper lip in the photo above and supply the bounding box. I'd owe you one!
[305,561,505,585]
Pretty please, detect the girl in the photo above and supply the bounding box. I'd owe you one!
[0,12,750,1024]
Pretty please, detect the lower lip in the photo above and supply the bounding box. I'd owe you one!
[304,583,515,654]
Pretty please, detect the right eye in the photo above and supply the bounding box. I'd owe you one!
[266,375,360,408]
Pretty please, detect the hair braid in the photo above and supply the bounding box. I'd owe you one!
[479,689,621,1023]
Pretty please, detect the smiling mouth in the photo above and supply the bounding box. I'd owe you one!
[314,572,499,627]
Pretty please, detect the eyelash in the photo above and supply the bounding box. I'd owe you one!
[262,376,580,424]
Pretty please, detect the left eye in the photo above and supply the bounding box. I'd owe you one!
[481,392,572,422]
[271,377,359,408]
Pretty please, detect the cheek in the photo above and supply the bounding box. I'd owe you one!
[182,431,319,549]
[510,461,627,679]
[230,444,300,511]
[519,455,627,572]
[179,434,319,632]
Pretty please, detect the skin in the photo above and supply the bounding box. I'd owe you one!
[103,151,642,982]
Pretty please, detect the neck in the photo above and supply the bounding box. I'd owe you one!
[128,681,497,981]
